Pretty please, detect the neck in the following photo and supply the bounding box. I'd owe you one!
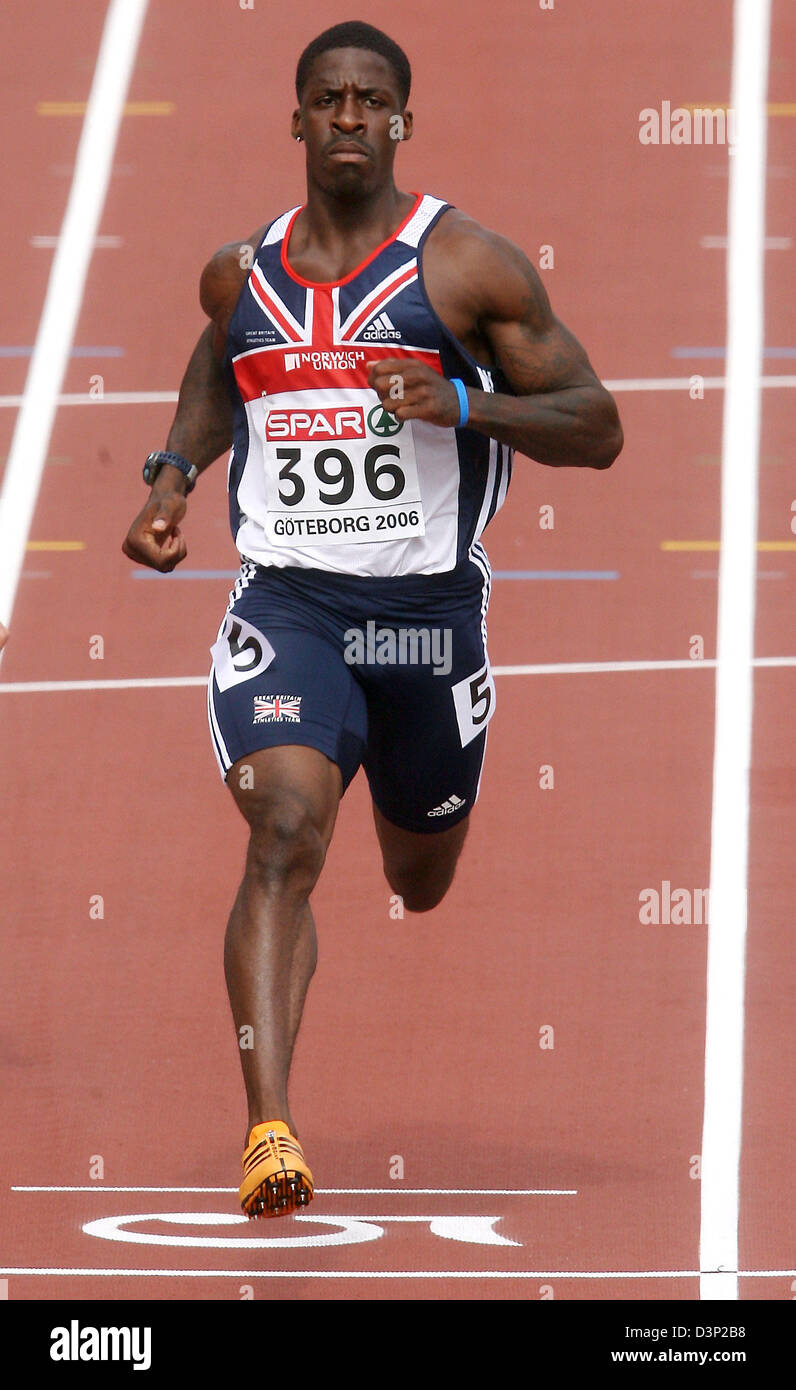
[301,178,413,246]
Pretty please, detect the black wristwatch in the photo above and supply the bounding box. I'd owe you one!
[143,450,198,494]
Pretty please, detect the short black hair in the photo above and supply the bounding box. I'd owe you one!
[296,21,411,108]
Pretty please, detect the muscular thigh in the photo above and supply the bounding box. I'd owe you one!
[228,744,343,848]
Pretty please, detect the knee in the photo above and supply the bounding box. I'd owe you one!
[244,791,327,895]
[385,863,451,914]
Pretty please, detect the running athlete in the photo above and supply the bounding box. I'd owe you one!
[122,21,623,1219]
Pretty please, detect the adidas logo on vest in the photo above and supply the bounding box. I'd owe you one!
[427,794,466,817]
[362,312,402,341]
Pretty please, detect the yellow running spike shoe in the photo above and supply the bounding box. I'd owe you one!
[239,1120,314,1219]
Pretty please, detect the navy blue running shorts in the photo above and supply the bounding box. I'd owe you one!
[207,551,496,833]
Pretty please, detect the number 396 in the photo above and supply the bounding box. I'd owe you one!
[275,444,406,506]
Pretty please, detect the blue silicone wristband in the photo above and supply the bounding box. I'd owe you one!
[450,377,469,427]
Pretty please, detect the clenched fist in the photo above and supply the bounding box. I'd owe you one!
[367,358,463,427]
[122,488,188,572]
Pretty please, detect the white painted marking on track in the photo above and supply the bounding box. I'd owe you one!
[603,376,795,391]
[12,1185,576,1195]
[494,660,721,674]
[2,657,795,694]
[0,677,211,693]
[1,1266,792,1279]
[81,1212,520,1249]
[30,235,124,249]
[83,1212,384,1249]
[0,0,149,648]
[0,378,794,409]
[0,391,179,408]
[700,234,791,249]
[699,0,772,1305]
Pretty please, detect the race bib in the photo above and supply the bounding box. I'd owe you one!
[261,396,426,547]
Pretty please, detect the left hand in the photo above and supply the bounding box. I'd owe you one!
[367,358,463,427]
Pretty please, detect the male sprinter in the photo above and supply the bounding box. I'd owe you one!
[123,21,622,1219]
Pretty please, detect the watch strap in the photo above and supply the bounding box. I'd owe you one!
[143,450,198,493]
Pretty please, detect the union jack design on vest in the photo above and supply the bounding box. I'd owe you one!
[224,192,513,579]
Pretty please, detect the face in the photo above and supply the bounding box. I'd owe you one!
[292,47,413,197]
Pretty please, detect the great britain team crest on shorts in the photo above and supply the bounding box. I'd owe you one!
[253,694,302,723]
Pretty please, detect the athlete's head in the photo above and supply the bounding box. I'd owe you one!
[292,21,413,197]
[296,22,411,107]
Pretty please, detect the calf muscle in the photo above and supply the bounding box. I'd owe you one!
[224,746,343,1136]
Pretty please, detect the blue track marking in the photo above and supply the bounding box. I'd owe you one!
[132,570,239,579]
[492,570,619,580]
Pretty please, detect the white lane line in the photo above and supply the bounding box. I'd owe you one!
[0,391,178,407]
[700,0,771,1305]
[700,234,791,249]
[0,677,210,694]
[11,1185,575,1195]
[2,657,795,694]
[495,657,796,674]
[30,235,124,249]
[0,0,149,650]
[1,1266,792,1279]
[0,378,795,409]
[605,375,795,391]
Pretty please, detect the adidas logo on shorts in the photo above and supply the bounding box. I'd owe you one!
[427,794,466,817]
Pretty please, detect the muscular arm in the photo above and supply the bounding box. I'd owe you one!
[152,231,265,493]
[369,218,623,469]
[122,230,264,569]
[161,322,234,477]
[466,228,622,467]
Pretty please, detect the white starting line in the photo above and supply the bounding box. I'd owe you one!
[11,1185,575,1196]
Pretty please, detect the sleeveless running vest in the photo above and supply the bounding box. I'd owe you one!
[224,192,513,578]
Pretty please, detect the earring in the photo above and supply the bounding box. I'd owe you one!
[295,134,302,142]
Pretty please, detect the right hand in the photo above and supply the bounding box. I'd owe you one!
[122,489,188,572]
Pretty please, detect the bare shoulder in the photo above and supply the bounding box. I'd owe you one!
[199,224,268,322]
[427,209,552,328]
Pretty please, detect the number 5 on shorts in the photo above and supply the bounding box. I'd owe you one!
[210,613,276,692]
[451,662,497,747]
